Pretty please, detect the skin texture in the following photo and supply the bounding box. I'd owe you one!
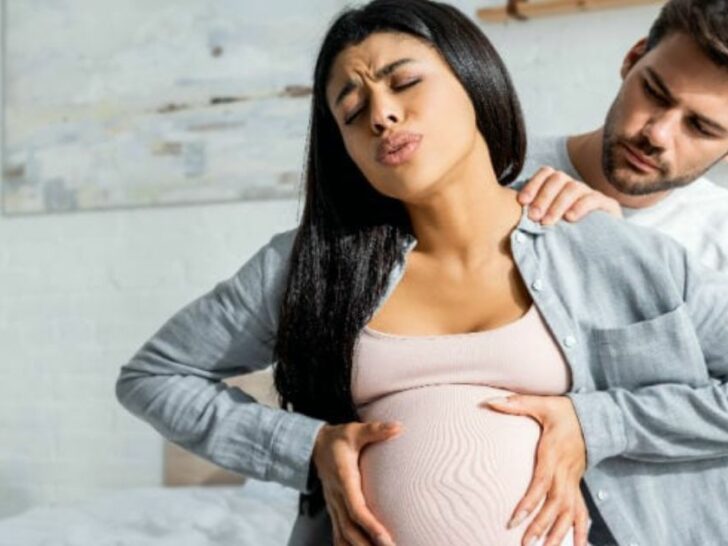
[312,31,589,546]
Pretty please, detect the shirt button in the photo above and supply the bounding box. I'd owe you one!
[596,489,608,501]
[515,232,527,244]
[531,279,544,292]
[563,335,577,348]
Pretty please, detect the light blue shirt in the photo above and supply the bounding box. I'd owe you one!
[116,206,728,546]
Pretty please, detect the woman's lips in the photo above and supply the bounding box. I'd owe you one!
[376,132,423,167]
[621,143,660,173]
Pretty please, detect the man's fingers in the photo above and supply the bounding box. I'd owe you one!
[518,166,556,206]
[540,183,590,225]
[563,193,598,222]
[528,173,574,221]
[565,193,622,222]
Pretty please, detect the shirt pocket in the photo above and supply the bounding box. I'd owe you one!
[593,304,709,390]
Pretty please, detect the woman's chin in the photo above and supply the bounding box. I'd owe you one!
[373,177,444,204]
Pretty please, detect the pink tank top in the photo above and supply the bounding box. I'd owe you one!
[352,304,573,546]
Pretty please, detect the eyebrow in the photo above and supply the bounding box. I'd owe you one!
[645,67,727,135]
[333,58,416,107]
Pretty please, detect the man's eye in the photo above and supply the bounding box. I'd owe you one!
[643,80,668,106]
[690,119,715,138]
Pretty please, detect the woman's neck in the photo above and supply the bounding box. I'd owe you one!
[404,140,522,269]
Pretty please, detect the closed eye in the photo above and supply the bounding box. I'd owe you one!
[344,79,421,125]
[642,79,669,107]
[393,78,420,92]
[689,118,717,138]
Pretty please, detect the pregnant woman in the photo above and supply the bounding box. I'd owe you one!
[116,1,728,546]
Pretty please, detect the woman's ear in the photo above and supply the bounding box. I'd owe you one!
[620,38,648,80]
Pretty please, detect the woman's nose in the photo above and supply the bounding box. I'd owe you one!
[369,94,402,134]
[372,113,399,134]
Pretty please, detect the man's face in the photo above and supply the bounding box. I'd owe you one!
[602,32,728,196]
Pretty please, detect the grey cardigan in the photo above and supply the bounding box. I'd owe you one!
[116,207,728,546]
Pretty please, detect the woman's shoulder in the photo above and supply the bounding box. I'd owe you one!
[265,227,299,261]
[238,227,298,283]
[553,209,681,252]
[546,210,691,282]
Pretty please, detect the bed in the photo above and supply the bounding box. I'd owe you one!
[0,370,300,546]
[0,479,299,546]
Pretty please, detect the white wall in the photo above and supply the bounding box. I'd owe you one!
[2,1,725,519]
[0,199,300,517]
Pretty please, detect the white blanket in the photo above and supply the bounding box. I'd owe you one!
[0,480,299,546]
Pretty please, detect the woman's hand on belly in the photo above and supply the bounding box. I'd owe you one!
[312,421,403,546]
[484,394,589,546]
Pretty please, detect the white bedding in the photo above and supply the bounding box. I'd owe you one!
[0,480,299,546]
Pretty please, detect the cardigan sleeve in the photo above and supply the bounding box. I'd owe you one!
[115,229,327,492]
[567,245,728,469]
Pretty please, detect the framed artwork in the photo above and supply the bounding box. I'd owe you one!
[1,1,343,215]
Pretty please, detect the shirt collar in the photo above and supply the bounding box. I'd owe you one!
[516,204,547,235]
[402,204,546,252]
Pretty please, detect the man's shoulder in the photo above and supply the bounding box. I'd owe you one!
[522,133,575,179]
[677,176,728,204]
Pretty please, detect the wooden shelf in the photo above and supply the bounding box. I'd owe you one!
[477,0,664,22]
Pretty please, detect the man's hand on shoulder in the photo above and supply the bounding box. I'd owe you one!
[517,166,622,225]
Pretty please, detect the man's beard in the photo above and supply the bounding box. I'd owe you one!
[601,101,712,196]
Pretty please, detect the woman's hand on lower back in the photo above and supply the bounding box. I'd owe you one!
[312,421,403,546]
[484,394,590,546]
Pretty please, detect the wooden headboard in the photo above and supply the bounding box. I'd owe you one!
[163,368,280,486]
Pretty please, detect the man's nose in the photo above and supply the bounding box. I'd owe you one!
[641,109,680,151]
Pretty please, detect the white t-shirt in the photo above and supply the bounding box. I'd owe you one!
[523,135,728,272]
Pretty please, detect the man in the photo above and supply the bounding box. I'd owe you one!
[518,0,728,272]
[488,2,728,544]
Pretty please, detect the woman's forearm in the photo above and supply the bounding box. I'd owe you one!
[116,363,326,491]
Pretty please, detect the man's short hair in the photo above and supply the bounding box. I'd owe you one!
[646,0,728,68]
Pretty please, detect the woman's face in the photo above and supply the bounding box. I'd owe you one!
[326,32,486,202]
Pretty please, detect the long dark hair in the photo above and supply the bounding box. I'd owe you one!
[273,0,526,426]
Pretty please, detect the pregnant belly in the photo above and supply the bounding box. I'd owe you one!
[358,384,560,546]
